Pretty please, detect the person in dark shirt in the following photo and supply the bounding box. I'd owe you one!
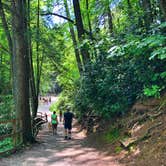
[63,108,74,140]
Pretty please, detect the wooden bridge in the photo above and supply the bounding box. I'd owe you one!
[0,112,48,155]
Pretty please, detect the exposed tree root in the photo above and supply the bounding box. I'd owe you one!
[120,122,163,149]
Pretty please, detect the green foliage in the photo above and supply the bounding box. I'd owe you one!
[104,128,121,143]
[0,95,15,120]
[115,146,123,153]
[52,89,76,113]
[144,85,162,97]
[0,138,13,153]
[49,93,71,113]
[73,26,166,118]
[0,95,14,153]
[49,102,57,112]
[0,0,165,147]
[0,123,13,135]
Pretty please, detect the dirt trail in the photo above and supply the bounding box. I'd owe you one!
[1,99,123,166]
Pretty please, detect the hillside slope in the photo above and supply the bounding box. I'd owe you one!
[84,94,166,166]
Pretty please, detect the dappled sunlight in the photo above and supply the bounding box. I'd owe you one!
[1,112,123,166]
[0,0,165,165]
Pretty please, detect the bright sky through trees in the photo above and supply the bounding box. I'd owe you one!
[52,4,65,24]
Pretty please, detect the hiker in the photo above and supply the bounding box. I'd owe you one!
[59,110,63,122]
[51,111,58,135]
[49,96,51,103]
[63,107,74,140]
[43,97,48,104]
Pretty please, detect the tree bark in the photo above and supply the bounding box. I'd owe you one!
[85,0,97,59]
[0,0,14,89]
[107,5,113,34]
[141,0,153,31]
[64,0,83,74]
[73,0,91,67]
[36,0,40,99]
[85,0,93,39]
[27,0,38,118]
[0,0,13,55]
[127,0,133,21]
[159,0,166,21]
[11,0,34,143]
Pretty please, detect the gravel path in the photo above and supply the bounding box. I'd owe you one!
[1,98,123,166]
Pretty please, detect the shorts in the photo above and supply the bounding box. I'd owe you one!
[64,123,72,130]
[52,123,57,129]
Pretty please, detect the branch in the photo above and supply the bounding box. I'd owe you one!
[41,12,75,24]
[41,12,96,40]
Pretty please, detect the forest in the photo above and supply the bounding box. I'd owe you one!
[0,0,166,165]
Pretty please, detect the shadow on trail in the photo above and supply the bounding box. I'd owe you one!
[1,122,123,166]
[1,101,123,166]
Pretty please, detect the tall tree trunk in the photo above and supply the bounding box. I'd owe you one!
[159,0,166,21]
[107,5,113,35]
[141,0,153,31]
[85,0,97,59]
[0,0,13,55]
[64,0,83,74]
[73,0,91,66]
[85,0,93,39]
[127,0,133,21]
[11,0,34,143]
[0,0,14,90]
[36,0,40,99]
[27,0,38,118]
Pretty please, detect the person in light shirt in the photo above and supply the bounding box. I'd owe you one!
[51,111,58,135]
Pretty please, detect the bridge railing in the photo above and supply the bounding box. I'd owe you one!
[0,112,48,155]
[0,118,23,155]
[32,112,48,137]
